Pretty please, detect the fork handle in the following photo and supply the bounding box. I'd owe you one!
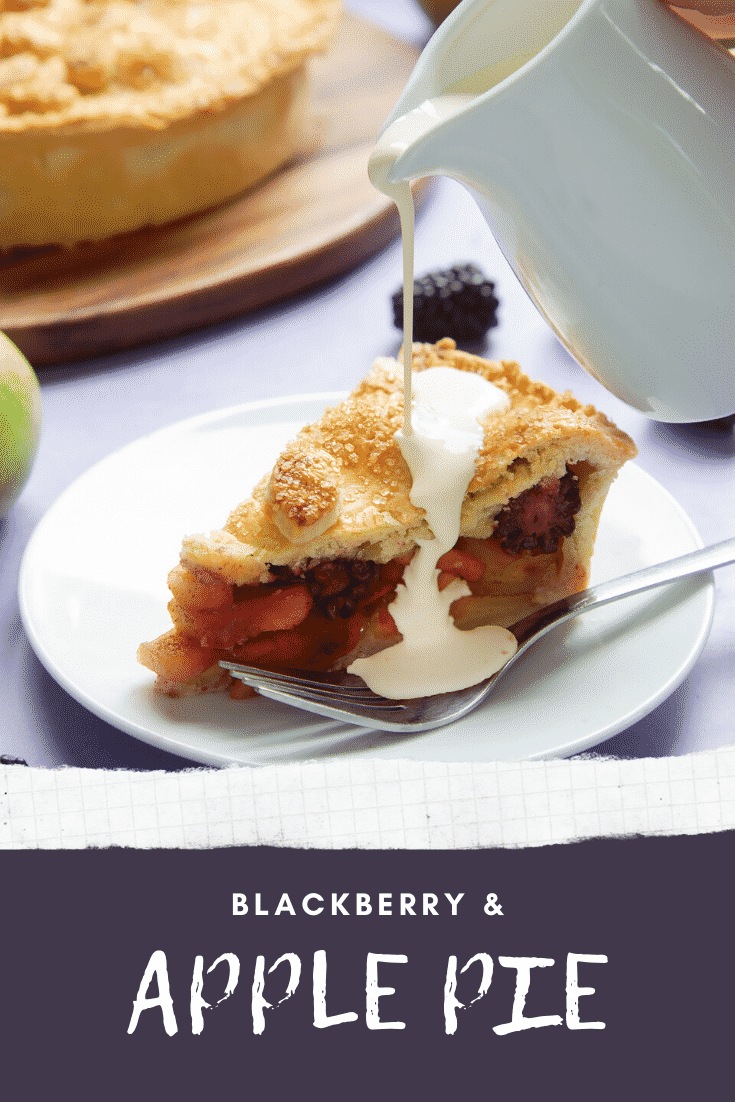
[512,534,735,645]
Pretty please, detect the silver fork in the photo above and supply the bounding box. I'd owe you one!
[220,536,735,732]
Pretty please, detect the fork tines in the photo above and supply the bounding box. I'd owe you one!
[219,661,408,712]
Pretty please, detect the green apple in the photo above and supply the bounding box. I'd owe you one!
[0,332,42,518]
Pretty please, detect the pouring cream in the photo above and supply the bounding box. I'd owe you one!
[348,366,517,698]
[365,94,474,433]
[348,109,518,699]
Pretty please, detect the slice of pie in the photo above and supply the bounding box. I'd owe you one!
[0,0,339,251]
[138,338,637,697]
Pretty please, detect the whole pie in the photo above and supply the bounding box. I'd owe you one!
[0,0,340,250]
[138,339,637,698]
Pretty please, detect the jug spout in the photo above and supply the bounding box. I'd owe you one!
[369,94,486,195]
[374,0,585,187]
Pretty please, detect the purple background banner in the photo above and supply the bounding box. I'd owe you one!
[1,833,732,1099]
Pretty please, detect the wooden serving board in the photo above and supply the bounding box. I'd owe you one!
[0,15,429,367]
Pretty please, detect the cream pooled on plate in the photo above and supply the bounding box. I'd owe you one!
[348,366,518,698]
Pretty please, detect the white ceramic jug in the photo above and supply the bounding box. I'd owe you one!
[375,0,735,422]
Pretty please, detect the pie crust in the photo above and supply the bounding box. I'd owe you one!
[0,0,340,250]
[138,339,637,697]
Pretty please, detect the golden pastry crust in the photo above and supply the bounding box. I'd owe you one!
[181,339,636,585]
[0,0,340,129]
[0,0,340,248]
[267,447,343,543]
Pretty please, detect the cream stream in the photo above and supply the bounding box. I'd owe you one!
[348,95,518,699]
[365,94,475,434]
[348,367,517,698]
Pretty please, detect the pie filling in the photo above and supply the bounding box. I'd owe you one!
[138,467,587,694]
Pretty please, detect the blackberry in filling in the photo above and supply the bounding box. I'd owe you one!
[147,471,587,686]
[232,558,404,670]
[492,469,582,555]
[268,559,382,620]
[219,470,583,672]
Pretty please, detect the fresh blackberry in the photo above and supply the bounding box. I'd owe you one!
[392,263,499,344]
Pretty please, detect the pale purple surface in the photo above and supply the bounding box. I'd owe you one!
[2,0,733,769]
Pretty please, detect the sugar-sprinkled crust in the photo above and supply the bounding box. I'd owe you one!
[0,0,340,130]
[267,448,343,544]
[181,339,636,586]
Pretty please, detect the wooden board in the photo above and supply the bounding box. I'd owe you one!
[0,15,428,367]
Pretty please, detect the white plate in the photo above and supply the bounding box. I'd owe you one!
[19,394,715,766]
